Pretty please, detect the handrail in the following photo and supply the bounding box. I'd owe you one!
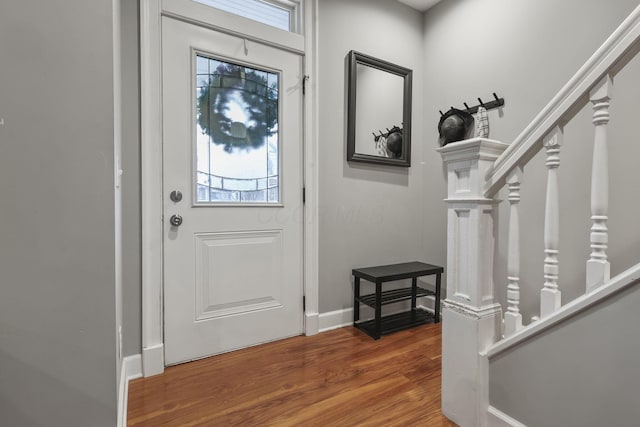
[485,262,640,359]
[484,4,640,198]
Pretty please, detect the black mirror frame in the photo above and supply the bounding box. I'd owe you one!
[346,50,413,167]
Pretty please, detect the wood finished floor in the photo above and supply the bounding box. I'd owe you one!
[128,323,456,426]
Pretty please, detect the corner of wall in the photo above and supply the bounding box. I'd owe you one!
[117,354,143,427]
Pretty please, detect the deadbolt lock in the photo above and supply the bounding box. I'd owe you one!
[169,190,183,203]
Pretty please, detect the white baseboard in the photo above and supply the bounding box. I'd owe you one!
[142,343,164,377]
[417,303,436,315]
[487,406,527,427]
[117,354,143,427]
[125,354,143,380]
[117,360,127,427]
[305,311,320,335]
[418,295,438,314]
[318,299,438,333]
[319,307,353,332]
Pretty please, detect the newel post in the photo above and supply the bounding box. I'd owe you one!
[437,138,508,427]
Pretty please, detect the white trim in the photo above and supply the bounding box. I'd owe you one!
[436,138,509,162]
[140,0,319,375]
[114,0,126,420]
[113,0,124,375]
[303,0,319,336]
[117,360,127,427]
[142,343,165,377]
[305,312,319,333]
[417,295,439,317]
[125,354,144,380]
[479,352,490,426]
[140,0,165,377]
[318,303,436,333]
[484,4,640,197]
[416,303,436,314]
[194,0,301,33]
[487,406,528,427]
[488,262,640,358]
[319,308,354,332]
[117,355,143,427]
[163,0,304,54]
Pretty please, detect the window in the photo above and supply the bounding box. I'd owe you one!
[193,0,297,32]
[195,54,280,203]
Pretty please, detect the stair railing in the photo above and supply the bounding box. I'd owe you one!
[437,5,640,426]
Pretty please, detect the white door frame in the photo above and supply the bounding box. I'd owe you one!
[139,0,319,376]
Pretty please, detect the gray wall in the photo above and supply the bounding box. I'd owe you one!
[318,0,438,313]
[423,0,640,322]
[121,0,143,357]
[0,1,118,426]
[489,280,640,426]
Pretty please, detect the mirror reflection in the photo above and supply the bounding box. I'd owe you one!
[355,64,404,158]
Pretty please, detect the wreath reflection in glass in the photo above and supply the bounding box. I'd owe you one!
[197,62,278,153]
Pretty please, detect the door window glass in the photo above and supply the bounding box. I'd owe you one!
[196,54,280,203]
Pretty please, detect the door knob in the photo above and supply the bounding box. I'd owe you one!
[169,214,183,227]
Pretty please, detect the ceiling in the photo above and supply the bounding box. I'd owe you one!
[396,0,442,12]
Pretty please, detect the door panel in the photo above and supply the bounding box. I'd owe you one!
[194,230,284,321]
[162,16,303,365]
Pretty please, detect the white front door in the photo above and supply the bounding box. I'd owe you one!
[162,16,304,365]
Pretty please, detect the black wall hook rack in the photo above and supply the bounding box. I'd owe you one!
[439,92,505,116]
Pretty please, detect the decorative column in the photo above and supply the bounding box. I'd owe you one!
[540,127,562,318]
[437,138,508,427]
[504,166,523,337]
[587,75,612,292]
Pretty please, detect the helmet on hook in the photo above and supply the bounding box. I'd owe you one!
[438,108,474,146]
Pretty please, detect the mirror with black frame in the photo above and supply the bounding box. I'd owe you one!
[346,50,412,167]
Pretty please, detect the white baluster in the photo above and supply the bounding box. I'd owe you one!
[504,166,523,337]
[587,75,613,292]
[540,127,562,318]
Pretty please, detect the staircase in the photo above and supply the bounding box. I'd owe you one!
[437,5,640,427]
